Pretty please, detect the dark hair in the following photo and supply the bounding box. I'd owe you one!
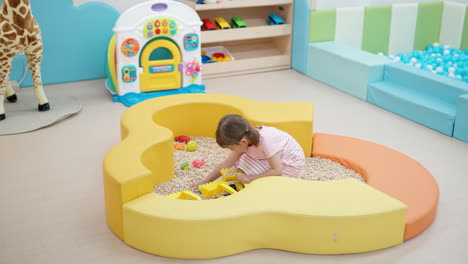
[216,114,260,148]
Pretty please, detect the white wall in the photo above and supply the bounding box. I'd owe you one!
[74,0,466,12]
[448,0,468,4]
[73,0,149,13]
[310,0,441,10]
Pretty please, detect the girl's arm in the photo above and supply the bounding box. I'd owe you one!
[237,153,283,183]
[194,151,243,187]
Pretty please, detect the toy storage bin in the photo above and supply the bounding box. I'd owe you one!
[202,46,235,62]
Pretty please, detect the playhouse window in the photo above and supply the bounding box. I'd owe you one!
[149,47,173,61]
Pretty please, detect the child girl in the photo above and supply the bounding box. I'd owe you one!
[195,114,305,186]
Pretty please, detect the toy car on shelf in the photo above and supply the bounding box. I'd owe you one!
[231,16,247,28]
[267,13,285,25]
[215,17,231,30]
[201,18,217,31]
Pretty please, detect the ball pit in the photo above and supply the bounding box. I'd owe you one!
[381,43,468,83]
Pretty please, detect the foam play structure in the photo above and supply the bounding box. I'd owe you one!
[302,1,468,143]
[103,93,439,259]
[105,0,205,106]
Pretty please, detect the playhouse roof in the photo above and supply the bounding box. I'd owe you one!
[114,0,201,32]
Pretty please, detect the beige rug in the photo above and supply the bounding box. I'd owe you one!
[0,93,81,135]
[155,136,365,197]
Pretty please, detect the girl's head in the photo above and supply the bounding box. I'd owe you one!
[216,114,260,151]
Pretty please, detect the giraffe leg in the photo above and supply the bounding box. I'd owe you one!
[0,57,14,120]
[26,49,49,112]
[6,83,17,102]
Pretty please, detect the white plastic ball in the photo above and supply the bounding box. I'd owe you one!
[394,57,401,62]
[415,63,421,68]
[436,67,443,72]
[410,58,417,63]
[433,43,440,47]
[448,73,455,77]
[443,50,450,55]
[377,52,384,56]
[448,67,455,73]
[427,65,433,70]
[436,58,442,62]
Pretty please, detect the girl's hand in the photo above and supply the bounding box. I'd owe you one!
[191,182,202,189]
[237,174,251,184]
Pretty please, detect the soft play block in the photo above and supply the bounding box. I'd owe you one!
[103,94,313,239]
[383,63,468,105]
[454,94,468,142]
[368,62,468,137]
[307,41,390,100]
[312,133,439,240]
[123,177,407,258]
[367,81,456,136]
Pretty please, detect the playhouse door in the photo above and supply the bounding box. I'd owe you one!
[140,39,181,92]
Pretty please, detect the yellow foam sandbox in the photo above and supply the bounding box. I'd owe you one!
[103,94,407,258]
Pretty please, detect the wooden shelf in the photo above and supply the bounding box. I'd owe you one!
[202,24,291,43]
[181,0,294,78]
[202,40,291,78]
[179,0,293,11]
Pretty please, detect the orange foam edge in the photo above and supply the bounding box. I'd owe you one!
[312,133,440,240]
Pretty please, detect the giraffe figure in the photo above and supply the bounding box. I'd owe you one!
[0,0,50,121]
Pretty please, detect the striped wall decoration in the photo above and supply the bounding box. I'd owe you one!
[308,1,468,55]
[439,1,467,48]
[462,6,468,49]
[413,1,443,51]
[388,3,419,55]
[362,5,392,54]
[335,7,365,49]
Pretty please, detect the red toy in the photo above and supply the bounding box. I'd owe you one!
[212,52,225,58]
[175,136,190,143]
[192,159,205,168]
[201,18,217,31]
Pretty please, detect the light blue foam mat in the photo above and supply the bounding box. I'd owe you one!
[113,85,206,107]
[454,94,468,142]
[5,0,120,87]
[307,41,390,100]
[368,81,456,136]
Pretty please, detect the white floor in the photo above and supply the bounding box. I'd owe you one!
[1,70,467,264]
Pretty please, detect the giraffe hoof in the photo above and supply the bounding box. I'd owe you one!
[38,103,50,112]
[7,94,17,103]
[0,114,5,121]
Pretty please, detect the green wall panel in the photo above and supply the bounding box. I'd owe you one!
[309,9,336,43]
[461,5,468,50]
[414,2,444,51]
[362,5,392,54]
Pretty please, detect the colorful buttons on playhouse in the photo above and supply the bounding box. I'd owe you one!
[121,38,140,57]
[184,33,199,51]
[144,18,178,38]
[121,65,137,83]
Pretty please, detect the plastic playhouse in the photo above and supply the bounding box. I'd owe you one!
[105,0,205,106]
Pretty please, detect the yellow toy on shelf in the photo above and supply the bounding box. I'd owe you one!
[167,190,201,200]
[198,181,237,198]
